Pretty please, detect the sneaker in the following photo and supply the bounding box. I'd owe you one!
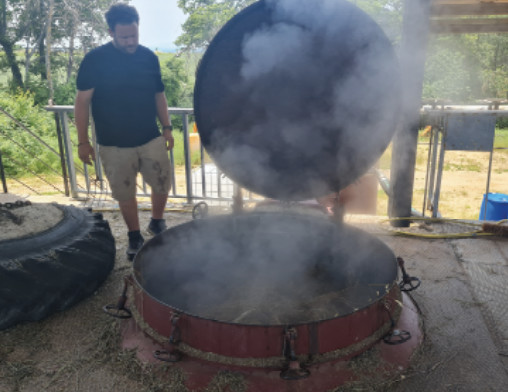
[126,232,144,261]
[147,218,167,236]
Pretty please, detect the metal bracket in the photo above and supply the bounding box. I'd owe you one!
[383,329,412,345]
[153,313,182,362]
[382,300,411,345]
[102,275,132,319]
[397,257,421,292]
[280,327,310,380]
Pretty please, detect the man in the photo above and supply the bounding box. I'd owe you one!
[75,3,174,260]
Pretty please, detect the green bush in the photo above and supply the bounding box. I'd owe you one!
[497,117,508,129]
[23,76,77,106]
[171,130,202,167]
[0,91,61,176]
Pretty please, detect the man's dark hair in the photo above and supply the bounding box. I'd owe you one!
[105,3,139,31]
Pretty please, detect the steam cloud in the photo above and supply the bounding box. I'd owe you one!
[137,212,396,325]
[200,0,401,200]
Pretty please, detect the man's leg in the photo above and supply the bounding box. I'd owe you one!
[98,144,143,260]
[147,192,168,235]
[98,144,139,232]
[139,137,172,235]
[118,198,140,231]
[119,197,144,260]
[151,192,168,220]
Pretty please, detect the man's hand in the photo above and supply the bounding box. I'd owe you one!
[163,129,174,150]
[78,142,95,165]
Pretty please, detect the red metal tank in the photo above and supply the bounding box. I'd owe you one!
[118,211,423,391]
[131,212,401,363]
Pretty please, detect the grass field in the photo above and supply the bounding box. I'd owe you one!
[375,127,508,220]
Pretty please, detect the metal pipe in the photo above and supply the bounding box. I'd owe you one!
[60,111,78,198]
[422,128,434,216]
[432,131,447,218]
[182,113,193,204]
[426,125,441,213]
[200,144,206,198]
[483,149,495,219]
[54,112,70,196]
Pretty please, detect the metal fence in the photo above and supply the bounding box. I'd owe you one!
[41,105,259,208]
[3,103,508,217]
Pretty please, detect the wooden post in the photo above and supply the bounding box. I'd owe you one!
[389,0,432,227]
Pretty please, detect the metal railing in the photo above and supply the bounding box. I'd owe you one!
[0,106,70,196]
[44,105,258,206]
[421,107,508,218]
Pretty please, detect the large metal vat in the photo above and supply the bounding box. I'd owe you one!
[112,1,422,390]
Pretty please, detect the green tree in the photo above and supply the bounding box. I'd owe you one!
[423,33,508,102]
[423,36,474,102]
[0,0,35,89]
[355,0,403,44]
[472,34,508,98]
[161,54,192,108]
[176,0,255,51]
[0,0,116,97]
[0,90,60,175]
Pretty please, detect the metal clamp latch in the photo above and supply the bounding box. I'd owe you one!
[398,257,421,292]
[382,300,411,345]
[102,275,132,319]
[280,327,310,380]
[153,313,182,362]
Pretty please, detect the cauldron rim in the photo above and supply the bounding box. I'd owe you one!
[133,211,399,327]
[131,273,399,327]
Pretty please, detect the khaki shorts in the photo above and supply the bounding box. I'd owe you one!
[98,136,172,201]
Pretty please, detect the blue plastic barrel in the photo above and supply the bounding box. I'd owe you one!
[479,193,508,220]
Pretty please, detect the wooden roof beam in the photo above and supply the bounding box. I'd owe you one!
[430,17,508,33]
[431,3,508,15]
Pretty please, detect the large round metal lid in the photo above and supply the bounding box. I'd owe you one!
[194,0,401,200]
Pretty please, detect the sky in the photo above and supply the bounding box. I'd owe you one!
[129,0,186,51]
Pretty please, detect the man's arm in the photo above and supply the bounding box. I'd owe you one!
[74,89,95,165]
[155,92,174,150]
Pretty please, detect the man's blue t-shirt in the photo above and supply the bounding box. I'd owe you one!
[76,42,164,147]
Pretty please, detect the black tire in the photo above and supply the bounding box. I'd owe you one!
[0,204,116,330]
